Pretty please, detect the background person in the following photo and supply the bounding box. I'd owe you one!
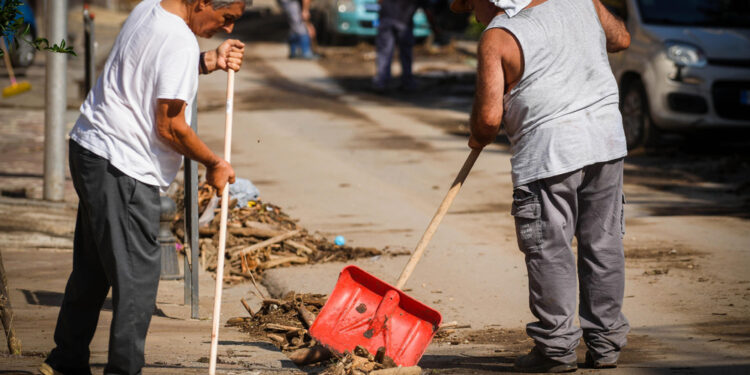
[372,0,423,93]
[277,0,318,59]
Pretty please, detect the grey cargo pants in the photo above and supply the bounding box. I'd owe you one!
[46,140,161,375]
[512,158,629,364]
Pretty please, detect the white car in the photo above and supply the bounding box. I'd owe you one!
[604,0,750,149]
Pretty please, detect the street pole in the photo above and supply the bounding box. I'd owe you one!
[44,0,68,202]
[83,4,95,94]
[184,94,200,319]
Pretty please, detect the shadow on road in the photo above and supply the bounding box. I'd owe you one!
[19,289,171,317]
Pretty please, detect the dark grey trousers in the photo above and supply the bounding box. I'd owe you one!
[512,158,629,364]
[46,141,161,375]
[373,18,415,89]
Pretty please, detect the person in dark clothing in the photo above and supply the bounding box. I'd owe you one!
[372,0,421,92]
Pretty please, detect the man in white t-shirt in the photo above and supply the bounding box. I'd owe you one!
[41,1,251,374]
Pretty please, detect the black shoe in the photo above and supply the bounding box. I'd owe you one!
[513,347,578,373]
[371,84,388,95]
[584,351,617,369]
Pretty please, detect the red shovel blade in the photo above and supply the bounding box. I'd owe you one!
[310,265,441,366]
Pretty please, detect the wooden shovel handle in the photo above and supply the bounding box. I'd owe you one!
[395,148,481,289]
[209,69,234,375]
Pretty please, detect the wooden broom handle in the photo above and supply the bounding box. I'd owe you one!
[395,148,481,289]
[0,38,18,85]
[209,69,234,375]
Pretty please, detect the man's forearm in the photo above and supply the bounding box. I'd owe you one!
[200,50,219,74]
[156,101,222,167]
[470,105,501,146]
[162,121,222,168]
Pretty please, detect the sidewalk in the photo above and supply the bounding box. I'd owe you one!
[0,194,299,374]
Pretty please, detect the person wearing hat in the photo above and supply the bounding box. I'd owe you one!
[39,1,249,374]
[453,0,631,372]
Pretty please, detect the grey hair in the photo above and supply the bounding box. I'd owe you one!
[186,0,252,9]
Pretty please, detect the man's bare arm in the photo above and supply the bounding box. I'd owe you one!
[155,99,235,194]
[468,29,506,150]
[593,0,630,52]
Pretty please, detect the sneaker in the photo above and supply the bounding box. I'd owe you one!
[38,363,63,375]
[584,351,618,369]
[513,347,578,373]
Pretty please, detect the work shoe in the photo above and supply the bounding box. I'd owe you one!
[38,363,63,375]
[584,351,618,369]
[513,347,578,373]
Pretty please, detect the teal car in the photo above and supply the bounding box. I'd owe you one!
[312,0,431,44]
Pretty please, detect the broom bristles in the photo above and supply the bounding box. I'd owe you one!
[2,81,31,98]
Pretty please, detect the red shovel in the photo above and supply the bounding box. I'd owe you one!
[310,148,481,366]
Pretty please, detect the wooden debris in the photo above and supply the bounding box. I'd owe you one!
[286,239,315,255]
[370,367,422,375]
[260,255,308,269]
[231,229,302,257]
[267,333,286,344]
[240,298,254,317]
[288,344,334,365]
[265,323,305,333]
[294,302,316,328]
[169,181,397,286]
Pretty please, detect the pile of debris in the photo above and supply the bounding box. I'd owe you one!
[170,182,404,284]
[227,292,421,375]
[227,292,325,352]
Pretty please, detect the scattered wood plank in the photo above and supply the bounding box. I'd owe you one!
[240,298,254,317]
[286,239,315,255]
[288,345,333,366]
[230,229,301,258]
[260,255,308,270]
[265,323,305,333]
[267,333,285,344]
[294,302,316,328]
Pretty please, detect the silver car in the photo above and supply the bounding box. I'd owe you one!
[604,0,750,149]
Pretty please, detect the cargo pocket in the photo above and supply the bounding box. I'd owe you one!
[511,185,543,255]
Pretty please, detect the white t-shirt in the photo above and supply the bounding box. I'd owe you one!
[70,0,199,190]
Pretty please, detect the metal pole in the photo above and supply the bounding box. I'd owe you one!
[83,5,95,94]
[44,0,68,202]
[184,94,200,319]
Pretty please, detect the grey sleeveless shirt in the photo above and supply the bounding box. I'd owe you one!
[486,0,627,187]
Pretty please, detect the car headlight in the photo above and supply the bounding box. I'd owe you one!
[337,0,355,12]
[665,41,707,68]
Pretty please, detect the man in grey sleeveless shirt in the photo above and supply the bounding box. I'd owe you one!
[450,0,631,372]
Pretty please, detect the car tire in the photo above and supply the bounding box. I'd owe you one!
[312,11,333,46]
[621,79,658,150]
[10,27,36,69]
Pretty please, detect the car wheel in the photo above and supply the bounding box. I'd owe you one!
[10,27,36,68]
[621,79,657,150]
[312,11,333,46]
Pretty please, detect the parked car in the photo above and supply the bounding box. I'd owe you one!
[604,0,750,149]
[1,0,38,68]
[311,0,431,45]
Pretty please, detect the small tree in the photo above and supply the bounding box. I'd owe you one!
[0,0,75,57]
